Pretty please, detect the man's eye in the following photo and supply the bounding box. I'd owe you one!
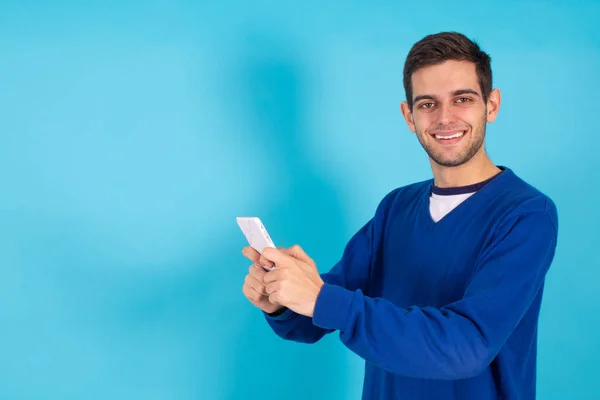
[456,97,471,103]
[420,102,434,109]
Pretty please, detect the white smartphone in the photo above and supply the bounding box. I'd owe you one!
[236,216,277,271]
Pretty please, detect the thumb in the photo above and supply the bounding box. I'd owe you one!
[261,247,293,267]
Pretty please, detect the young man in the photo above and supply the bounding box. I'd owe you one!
[241,31,558,400]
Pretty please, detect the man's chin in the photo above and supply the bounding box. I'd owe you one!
[432,158,467,168]
[425,149,467,168]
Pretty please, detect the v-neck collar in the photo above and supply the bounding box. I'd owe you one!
[420,166,512,227]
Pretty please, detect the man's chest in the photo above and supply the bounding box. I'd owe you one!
[368,216,494,307]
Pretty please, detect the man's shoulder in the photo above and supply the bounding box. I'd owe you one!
[376,178,432,209]
[502,169,557,213]
[494,167,558,232]
[383,177,433,200]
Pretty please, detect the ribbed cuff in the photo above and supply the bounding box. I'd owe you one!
[312,283,354,330]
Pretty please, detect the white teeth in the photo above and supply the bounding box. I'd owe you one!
[435,131,464,140]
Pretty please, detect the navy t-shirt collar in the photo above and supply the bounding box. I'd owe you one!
[431,166,506,196]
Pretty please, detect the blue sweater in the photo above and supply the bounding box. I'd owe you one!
[265,167,558,399]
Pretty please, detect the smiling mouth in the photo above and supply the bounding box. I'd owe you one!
[430,130,467,145]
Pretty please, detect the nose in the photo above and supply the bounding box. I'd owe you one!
[437,103,456,126]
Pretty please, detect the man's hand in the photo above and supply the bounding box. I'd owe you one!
[241,247,284,314]
[261,245,325,318]
[242,263,284,314]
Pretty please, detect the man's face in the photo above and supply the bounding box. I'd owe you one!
[401,60,499,167]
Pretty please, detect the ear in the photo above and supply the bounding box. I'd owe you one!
[400,101,416,133]
[486,88,501,123]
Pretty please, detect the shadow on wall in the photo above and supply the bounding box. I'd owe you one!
[222,31,355,399]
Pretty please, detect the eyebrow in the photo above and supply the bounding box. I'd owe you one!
[413,89,480,103]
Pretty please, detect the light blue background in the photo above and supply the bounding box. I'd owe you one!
[1,1,598,399]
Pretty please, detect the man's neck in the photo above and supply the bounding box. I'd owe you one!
[431,153,501,188]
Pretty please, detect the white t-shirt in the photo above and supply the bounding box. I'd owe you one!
[430,191,475,222]
[429,170,504,222]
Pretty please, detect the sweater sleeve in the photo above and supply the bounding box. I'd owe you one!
[263,188,400,343]
[311,208,558,379]
[263,216,377,343]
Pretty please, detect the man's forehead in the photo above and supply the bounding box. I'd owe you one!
[411,62,480,96]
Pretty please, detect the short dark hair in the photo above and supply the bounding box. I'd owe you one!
[403,32,493,109]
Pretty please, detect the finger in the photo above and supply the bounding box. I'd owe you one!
[249,264,267,280]
[249,277,268,296]
[283,244,315,266]
[263,268,287,285]
[265,281,281,295]
[258,253,275,269]
[246,271,268,294]
[268,292,282,306]
[263,269,277,284]
[243,281,262,303]
[242,246,260,263]
[261,247,295,266]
